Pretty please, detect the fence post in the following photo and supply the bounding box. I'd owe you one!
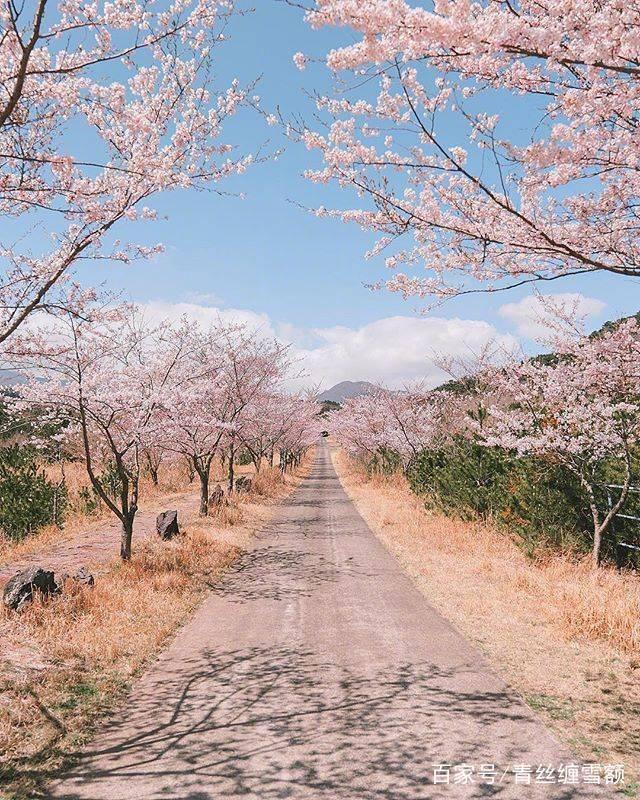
[606,486,626,570]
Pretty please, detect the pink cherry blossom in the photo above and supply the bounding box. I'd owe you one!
[0,0,252,343]
[295,0,640,304]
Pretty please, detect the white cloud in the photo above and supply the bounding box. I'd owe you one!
[295,316,515,390]
[499,293,605,339]
[138,300,277,339]
[137,300,516,390]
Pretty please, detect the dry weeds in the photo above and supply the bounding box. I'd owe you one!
[332,448,640,792]
[0,460,193,566]
[0,452,314,799]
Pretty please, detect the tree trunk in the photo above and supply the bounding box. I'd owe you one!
[228,444,235,494]
[150,466,159,486]
[120,516,134,561]
[592,529,602,568]
[199,470,209,516]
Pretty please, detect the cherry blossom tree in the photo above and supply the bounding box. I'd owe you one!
[151,323,229,515]
[274,393,323,472]
[236,391,321,474]
[9,303,178,559]
[236,392,283,473]
[482,318,640,566]
[330,386,443,470]
[142,445,166,486]
[294,0,640,303]
[0,0,252,343]
[156,322,292,514]
[218,332,294,495]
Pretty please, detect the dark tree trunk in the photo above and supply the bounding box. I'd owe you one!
[199,469,209,516]
[228,443,235,494]
[120,515,134,561]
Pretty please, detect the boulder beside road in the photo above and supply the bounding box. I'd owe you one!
[2,567,57,612]
[156,510,180,540]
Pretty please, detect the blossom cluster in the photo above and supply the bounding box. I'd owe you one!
[0,0,252,343]
[296,0,640,303]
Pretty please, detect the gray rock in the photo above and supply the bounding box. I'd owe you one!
[156,510,180,540]
[209,484,225,506]
[3,567,57,612]
[235,476,252,493]
[56,566,95,591]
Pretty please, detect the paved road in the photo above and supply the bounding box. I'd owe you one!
[49,443,614,799]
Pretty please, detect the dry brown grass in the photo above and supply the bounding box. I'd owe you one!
[0,450,314,799]
[0,460,194,567]
[250,466,288,497]
[0,529,236,799]
[332,448,640,791]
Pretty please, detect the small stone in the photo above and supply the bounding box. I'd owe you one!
[73,566,95,587]
[156,510,180,540]
[57,566,95,591]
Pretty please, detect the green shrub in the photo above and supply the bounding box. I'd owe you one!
[408,437,512,519]
[500,457,591,556]
[368,447,403,475]
[408,438,596,558]
[0,445,67,540]
[236,450,254,467]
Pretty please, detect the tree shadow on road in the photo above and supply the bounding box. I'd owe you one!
[45,645,605,799]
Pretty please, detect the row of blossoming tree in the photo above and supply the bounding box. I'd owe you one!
[330,315,640,568]
[4,300,320,560]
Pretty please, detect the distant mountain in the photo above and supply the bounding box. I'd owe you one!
[317,381,377,404]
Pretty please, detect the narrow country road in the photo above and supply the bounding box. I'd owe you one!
[49,443,613,799]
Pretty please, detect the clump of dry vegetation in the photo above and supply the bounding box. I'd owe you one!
[251,466,290,497]
[333,448,640,789]
[0,454,314,799]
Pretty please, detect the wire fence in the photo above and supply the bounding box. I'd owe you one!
[603,484,640,569]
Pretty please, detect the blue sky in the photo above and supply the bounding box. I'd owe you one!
[76,1,640,389]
